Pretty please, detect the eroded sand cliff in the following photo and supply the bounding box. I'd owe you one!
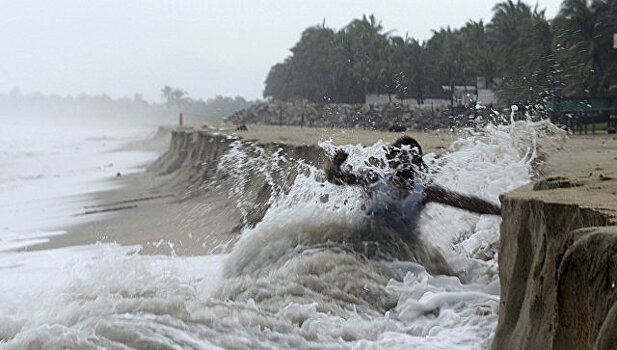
[492,135,617,350]
[32,123,617,349]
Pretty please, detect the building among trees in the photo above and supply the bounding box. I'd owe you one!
[263,0,617,110]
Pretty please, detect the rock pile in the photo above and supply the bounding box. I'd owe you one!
[228,101,478,130]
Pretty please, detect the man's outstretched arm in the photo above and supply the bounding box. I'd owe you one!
[423,184,501,215]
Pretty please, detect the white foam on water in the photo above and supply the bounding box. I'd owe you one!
[0,115,159,249]
[1,117,567,349]
[216,118,566,349]
[0,243,225,348]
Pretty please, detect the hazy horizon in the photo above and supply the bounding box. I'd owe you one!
[3,0,562,103]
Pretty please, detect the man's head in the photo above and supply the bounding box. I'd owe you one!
[386,136,424,176]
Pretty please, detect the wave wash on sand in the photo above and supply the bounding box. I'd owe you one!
[1,119,566,349]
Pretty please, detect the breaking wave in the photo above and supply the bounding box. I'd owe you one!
[1,119,566,349]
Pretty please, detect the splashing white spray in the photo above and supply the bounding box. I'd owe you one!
[1,119,567,349]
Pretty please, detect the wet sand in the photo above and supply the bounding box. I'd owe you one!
[527,133,617,215]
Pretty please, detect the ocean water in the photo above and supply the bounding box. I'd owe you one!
[0,115,566,349]
[0,115,158,250]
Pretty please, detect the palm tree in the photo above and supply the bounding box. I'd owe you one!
[458,20,497,87]
[344,14,391,101]
[331,30,362,103]
[591,0,617,94]
[553,0,616,96]
[160,85,173,102]
[161,86,190,113]
[408,39,432,104]
[426,28,467,106]
[486,1,556,103]
[488,1,534,75]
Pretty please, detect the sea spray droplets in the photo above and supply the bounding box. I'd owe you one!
[3,119,569,349]
[420,118,566,262]
[220,117,567,349]
[216,140,290,226]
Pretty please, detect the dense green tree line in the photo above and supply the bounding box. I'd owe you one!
[264,0,617,105]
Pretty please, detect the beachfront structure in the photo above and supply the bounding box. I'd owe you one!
[477,89,498,106]
[441,84,500,107]
[548,96,617,134]
[365,94,449,108]
[366,76,498,108]
[441,85,476,106]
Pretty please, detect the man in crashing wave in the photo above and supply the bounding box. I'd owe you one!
[326,136,501,242]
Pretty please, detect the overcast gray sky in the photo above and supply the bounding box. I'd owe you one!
[2,0,563,102]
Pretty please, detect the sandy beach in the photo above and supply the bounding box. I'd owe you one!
[524,133,617,215]
[6,0,617,346]
[25,124,465,255]
[6,121,616,350]
[24,124,617,255]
